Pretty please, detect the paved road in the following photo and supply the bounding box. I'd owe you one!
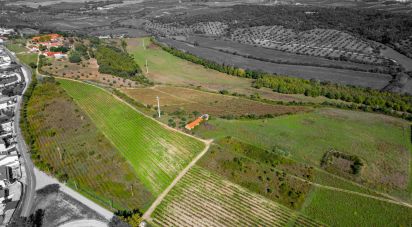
[58,219,108,227]
[34,168,113,220]
[4,47,36,218]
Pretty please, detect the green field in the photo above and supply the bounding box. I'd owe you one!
[16,53,37,66]
[26,78,153,210]
[5,39,28,53]
[127,38,250,91]
[151,165,324,227]
[193,108,412,225]
[197,108,411,197]
[300,187,412,226]
[58,79,206,195]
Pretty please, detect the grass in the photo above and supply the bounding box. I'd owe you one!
[16,53,37,66]
[5,38,28,53]
[120,85,308,117]
[197,137,313,209]
[58,78,205,195]
[300,187,412,226]
[151,165,323,226]
[126,37,354,105]
[26,79,152,210]
[197,108,411,196]
[127,37,250,91]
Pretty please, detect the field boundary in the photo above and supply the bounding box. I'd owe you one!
[55,77,209,144]
[142,139,212,221]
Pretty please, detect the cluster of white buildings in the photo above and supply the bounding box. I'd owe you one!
[0,49,11,69]
[0,31,24,224]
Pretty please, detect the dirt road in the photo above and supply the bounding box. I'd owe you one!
[142,139,212,221]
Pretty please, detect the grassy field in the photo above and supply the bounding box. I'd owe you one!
[151,166,324,226]
[126,37,333,104]
[27,79,152,210]
[300,187,412,226]
[16,53,37,66]
[197,108,412,197]
[197,137,313,209]
[120,86,308,117]
[5,39,28,53]
[58,78,206,195]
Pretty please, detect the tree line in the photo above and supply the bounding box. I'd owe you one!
[152,38,412,120]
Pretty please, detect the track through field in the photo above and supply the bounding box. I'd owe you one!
[58,78,206,195]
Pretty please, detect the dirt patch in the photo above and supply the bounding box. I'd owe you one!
[121,86,309,117]
[41,58,138,88]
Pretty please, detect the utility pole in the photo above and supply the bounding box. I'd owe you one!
[156,96,161,118]
[145,59,149,74]
[57,147,62,160]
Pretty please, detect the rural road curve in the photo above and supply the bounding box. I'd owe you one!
[34,168,113,220]
[4,47,37,218]
[58,219,108,227]
[142,139,212,221]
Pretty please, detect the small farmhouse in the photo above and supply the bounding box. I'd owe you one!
[185,114,209,130]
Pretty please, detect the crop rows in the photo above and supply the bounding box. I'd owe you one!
[144,21,228,37]
[230,26,389,65]
[26,81,152,209]
[151,166,324,227]
[58,79,205,195]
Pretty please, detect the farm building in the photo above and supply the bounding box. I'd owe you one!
[43,51,67,59]
[185,114,209,130]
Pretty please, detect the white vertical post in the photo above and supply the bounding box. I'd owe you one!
[156,96,161,118]
[145,59,149,74]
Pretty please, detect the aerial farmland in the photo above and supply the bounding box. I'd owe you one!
[2,0,411,226]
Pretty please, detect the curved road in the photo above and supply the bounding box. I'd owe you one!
[58,219,108,227]
[4,47,36,218]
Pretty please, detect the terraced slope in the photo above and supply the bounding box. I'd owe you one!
[58,79,205,195]
[151,166,324,226]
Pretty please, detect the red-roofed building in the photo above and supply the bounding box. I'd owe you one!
[185,114,209,130]
[43,51,67,59]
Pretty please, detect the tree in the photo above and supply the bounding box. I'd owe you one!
[121,39,127,52]
[69,52,81,63]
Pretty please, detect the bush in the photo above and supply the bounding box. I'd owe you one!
[69,52,81,63]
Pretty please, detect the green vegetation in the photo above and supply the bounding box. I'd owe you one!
[153,38,412,120]
[198,137,312,209]
[5,39,27,53]
[68,51,82,63]
[127,38,250,90]
[16,53,38,68]
[24,77,152,210]
[255,75,412,117]
[197,108,411,195]
[49,46,69,53]
[301,187,412,226]
[152,166,323,226]
[96,45,141,77]
[58,78,205,195]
